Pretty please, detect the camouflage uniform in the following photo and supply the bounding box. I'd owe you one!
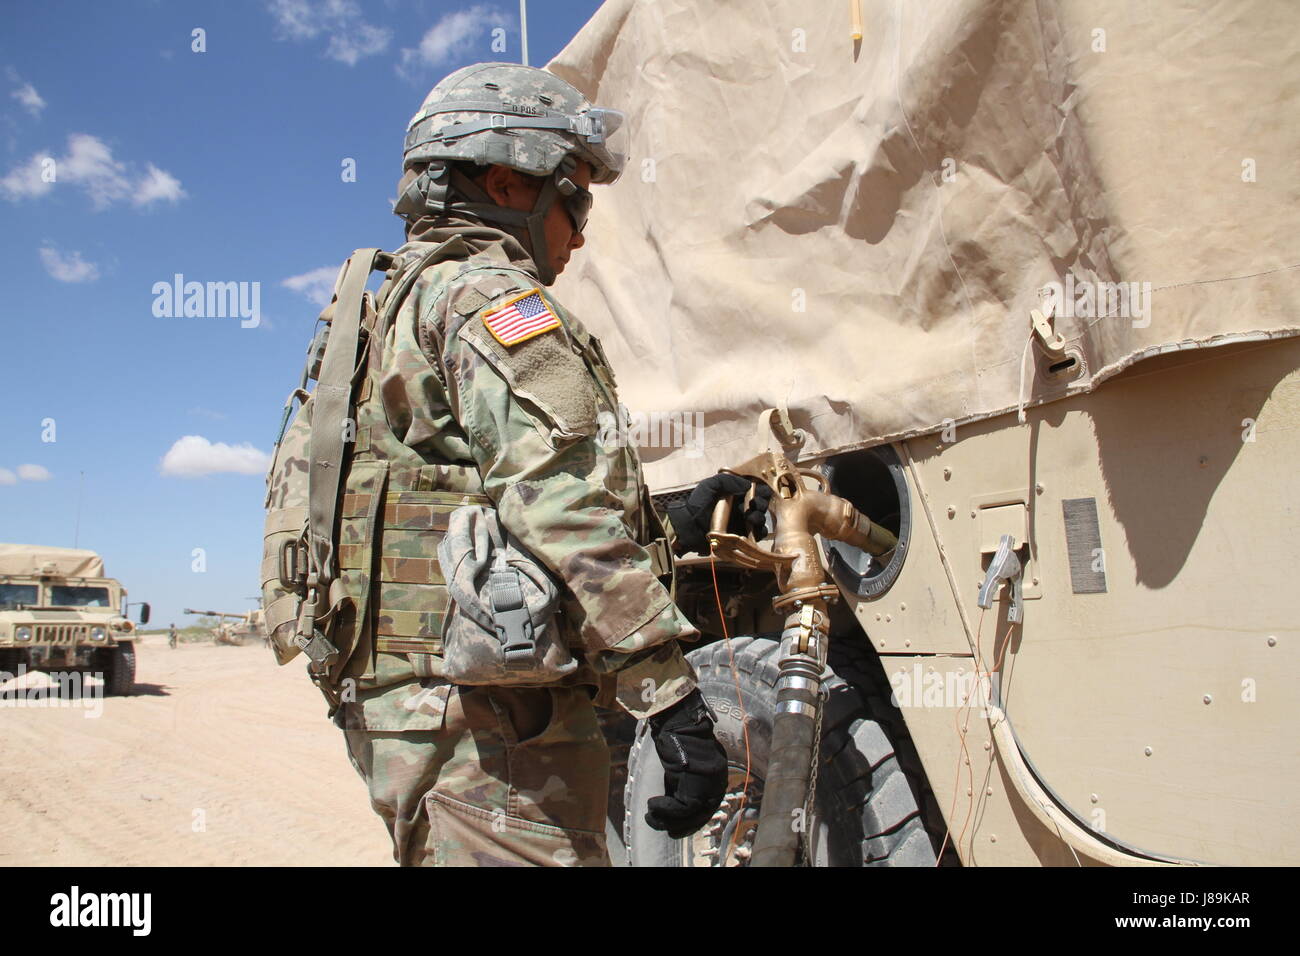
[332,222,698,866]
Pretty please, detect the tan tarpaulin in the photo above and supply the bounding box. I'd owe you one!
[0,544,105,578]
[549,0,1300,491]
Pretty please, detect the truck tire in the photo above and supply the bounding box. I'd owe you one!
[623,635,940,867]
[103,642,136,697]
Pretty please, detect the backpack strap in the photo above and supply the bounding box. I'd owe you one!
[297,247,384,671]
[296,239,467,674]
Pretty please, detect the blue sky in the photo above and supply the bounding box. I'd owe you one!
[0,0,603,627]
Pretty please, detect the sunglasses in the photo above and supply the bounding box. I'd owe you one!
[556,176,594,233]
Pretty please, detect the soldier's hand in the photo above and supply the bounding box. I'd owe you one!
[644,689,729,839]
[667,473,773,556]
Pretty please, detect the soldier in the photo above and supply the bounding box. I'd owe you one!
[331,62,765,867]
[168,623,177,649]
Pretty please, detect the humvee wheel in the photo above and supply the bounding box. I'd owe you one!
[623,636,940,867]
[103,642,136,697]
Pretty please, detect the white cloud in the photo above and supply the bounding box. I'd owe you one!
[327,22,391,66]
[15,464,50,481]
[133,163,187,205]
[268,0,322,39]
[188,407,229,421]
[12,81,45,117]
[0,152,54,200]
[283,265,339,308]
[39,245,100,283]
[58,133,131,208]
[6,68,45,117]
[0,469,16,486]
[159,435,271,478]
[0,134,185,209]
[268,0,392,65]
[399,6,511,79]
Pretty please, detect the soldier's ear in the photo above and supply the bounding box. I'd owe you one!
[484,165,541,211]
[482,164,515,205]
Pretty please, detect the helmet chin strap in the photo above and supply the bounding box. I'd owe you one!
[395,162,566,285]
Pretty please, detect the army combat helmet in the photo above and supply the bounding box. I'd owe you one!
[395,62,626,284]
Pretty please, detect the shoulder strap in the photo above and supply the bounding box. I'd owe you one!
[308,248,383,589]
[307,237,470,593]
[376,237,467,338]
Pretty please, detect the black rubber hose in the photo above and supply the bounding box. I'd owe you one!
[750,662,822,867]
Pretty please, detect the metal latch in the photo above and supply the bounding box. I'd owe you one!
[1031,309,1065,353]
[978,534,1025,623]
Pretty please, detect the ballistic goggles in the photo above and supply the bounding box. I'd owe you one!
[557,176,594,232]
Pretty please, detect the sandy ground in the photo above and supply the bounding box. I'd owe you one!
[0,636,394,866]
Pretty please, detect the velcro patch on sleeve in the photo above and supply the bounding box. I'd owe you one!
[482,290,561,346]
[457,291,598,439]
[452,289,491,317]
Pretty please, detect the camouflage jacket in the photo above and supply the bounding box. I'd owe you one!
[346,220,698,730]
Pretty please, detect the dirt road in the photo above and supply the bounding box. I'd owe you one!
[0,637,393,866]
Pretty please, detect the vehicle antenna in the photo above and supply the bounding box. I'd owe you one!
[519,0,529,66]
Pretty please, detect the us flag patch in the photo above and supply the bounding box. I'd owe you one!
[482,290,561,346]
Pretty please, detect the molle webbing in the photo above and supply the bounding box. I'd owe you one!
[348,247,489,665]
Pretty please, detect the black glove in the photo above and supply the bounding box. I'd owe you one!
[644,689,729,839]
[667,473,773,556]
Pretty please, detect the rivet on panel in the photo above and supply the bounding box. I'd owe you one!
[885,614,892,623]
[1035,483,1044,495]
[904,639,911,647]
[1267,635,1277,647]
[986,787,993,796]
[1089,793,1099,804]
[989,835,998,843]
[1203,694,1213,705]
[1032,577,1039,585]
[983,741,991,751]
[900,603,907,611]
[947,506,956,519]
[943,468,952,480]
[1144,747,1153,756]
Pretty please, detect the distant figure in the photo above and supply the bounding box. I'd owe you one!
[168,624,178,649]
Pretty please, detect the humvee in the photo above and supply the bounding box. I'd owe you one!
[0,544,149,697]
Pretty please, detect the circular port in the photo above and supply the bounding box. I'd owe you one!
[820,444,910,599]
